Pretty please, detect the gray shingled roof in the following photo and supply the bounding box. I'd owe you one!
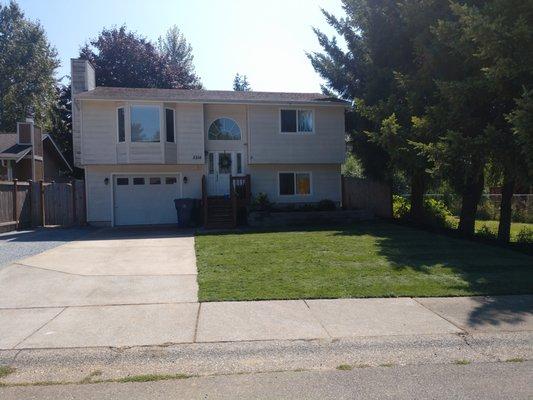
[75,87,349,105]
[0,132,32,160]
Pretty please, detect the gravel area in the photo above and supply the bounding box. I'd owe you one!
[0,227,96,268]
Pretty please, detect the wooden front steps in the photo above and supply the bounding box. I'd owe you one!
[205,197,233,229]
[201,175,251,229]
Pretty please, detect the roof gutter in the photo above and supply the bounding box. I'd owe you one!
[73,96,350,108]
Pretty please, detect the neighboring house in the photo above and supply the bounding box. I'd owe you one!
[0,120,72,182]
[71,58,347,227]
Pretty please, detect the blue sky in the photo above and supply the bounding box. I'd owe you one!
[14,0,344,92]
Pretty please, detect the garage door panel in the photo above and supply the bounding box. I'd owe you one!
[114,175,180,226]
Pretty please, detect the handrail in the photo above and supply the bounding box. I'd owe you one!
[230,175,237,227]
[201,175,208,226]
[230,175,251,204]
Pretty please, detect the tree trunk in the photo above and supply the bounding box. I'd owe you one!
[458,172,484,236]
[410,172,426,223]
[497,177,514,243]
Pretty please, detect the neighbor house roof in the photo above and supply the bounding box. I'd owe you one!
[0,133,31,162]
[75,87,350,106]
[0,132,72,171]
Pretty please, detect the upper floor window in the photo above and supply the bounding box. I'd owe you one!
[131,105,160,142]
[117,107,125,142]
[208,117,241,140]
[165,108,175,142]
[280,109,313,134]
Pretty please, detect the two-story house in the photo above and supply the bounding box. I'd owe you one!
[71,58,347,227]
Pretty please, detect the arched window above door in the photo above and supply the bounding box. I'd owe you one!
[208,118,241,140]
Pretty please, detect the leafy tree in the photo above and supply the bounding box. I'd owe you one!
[81,25,202,89]
[80,26,164,88]
[308,0,451,222]
[0,1,59,131]
[158,25,202,89]
[233,73,251,91]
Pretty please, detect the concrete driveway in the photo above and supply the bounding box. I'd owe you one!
[0,227,198,349]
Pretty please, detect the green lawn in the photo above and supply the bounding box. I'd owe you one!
[447,217,532,241]
[195,222,533,302]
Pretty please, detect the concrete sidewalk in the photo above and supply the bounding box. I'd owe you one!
[1,295,531,349]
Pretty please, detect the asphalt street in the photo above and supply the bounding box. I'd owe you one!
[1,361,530,400]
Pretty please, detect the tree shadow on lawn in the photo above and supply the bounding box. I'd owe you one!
[334,222,533,329]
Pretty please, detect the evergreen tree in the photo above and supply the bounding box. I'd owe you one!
[233,73,251,91]
[452,0,533,241]
[0,1,59,131]
[158,25,202,89]
[423,0,533,238]
[48,84,72,162]
[308,0,451,222]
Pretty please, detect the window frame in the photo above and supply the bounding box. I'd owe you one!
[165,108,175,143]
[277,171,312,197]
[117,106,125,143]
[130,104,161,143]
[279,108,314,135]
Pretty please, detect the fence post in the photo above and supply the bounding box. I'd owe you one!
[39,180,45,227]
[341,176,346,210]
[12,179,18,228]
[27,180,33,227]
[71,179,76,225]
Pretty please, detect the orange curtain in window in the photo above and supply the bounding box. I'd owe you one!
[296,174,310,194]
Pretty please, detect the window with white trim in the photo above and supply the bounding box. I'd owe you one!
[279,172,311,195]
[165,108,175,142]
[117,107,125,142]
[280,109,313,133]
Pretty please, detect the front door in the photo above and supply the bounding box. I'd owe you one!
[207,152,242,196]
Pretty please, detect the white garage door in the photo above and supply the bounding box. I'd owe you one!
[113,174,180,226]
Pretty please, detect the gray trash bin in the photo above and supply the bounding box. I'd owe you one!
[174,198,194,228]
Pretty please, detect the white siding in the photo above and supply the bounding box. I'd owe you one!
[165,142,177,163]
[81,101,117,164]
[248,105,345,164]
[116,142,127,163]
[249,164,341,203]
[72,100,82,167]
[85,164,204,225]
[177,103,204,164]
[129,143,163,164]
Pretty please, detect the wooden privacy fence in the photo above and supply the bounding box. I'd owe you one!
[0,180,86,232]
[342,176,392,218]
